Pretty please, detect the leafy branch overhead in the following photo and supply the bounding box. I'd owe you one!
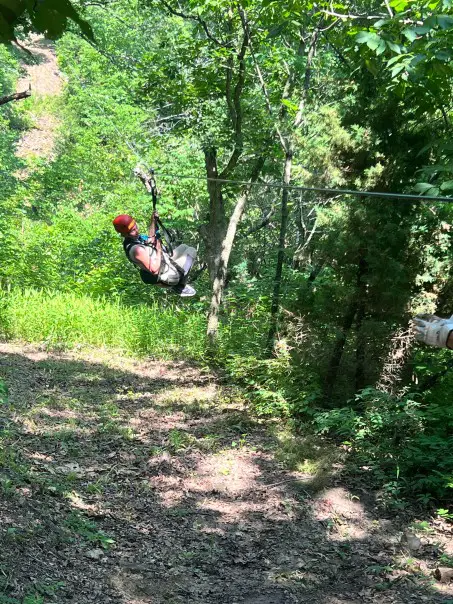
[350,0,453,88]
[0,0,93,42]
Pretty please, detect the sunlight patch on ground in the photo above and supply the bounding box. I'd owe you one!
[274,428,341,477]
[185,451,262,496]
[197,498,272,522]
[155,383,218,406]
[314,487,370,541]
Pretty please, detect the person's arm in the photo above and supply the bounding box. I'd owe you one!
[148,211,157,239]
[150,238,162,274]
[414,314,453,349]
[131,243,162,275]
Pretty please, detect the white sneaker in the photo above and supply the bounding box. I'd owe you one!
[171,284,196,297]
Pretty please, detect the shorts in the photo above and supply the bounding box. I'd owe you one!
[159,244,197,285]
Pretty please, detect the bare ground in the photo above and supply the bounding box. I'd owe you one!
[15,36,62,161]
[0,343,452,604]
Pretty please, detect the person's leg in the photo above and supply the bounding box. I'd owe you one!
[172,245,197,276]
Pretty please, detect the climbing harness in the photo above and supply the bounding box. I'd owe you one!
[123,233,186,287]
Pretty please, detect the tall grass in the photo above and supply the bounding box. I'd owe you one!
[0,289,207,359]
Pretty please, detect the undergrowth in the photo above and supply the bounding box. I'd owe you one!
[0,288,206,359]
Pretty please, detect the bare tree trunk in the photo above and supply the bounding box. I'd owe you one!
[267,149,293,353]
[203,148,227,282]
[207,156,266,348]
[206,189,249,346]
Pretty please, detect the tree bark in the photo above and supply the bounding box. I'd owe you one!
[266,149,293,353]
[324,299,358,403]
[324,253,368,401]
[265,23,322,355]
[207,156,266,348]
[206,188,250,346]
[203,148,227,282]
[0,88,31,106]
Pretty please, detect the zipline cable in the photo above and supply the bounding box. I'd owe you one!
[154,172,453,204]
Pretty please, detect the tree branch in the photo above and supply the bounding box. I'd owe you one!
[219,29,249,179]
[159,0,232,47]
[295,23,321,128]
[321,10,383,20]
[384,0,394,17]
[239,204,276,238]
[237,5,287,152]
[0,87,31,107]
[322,31,350,67]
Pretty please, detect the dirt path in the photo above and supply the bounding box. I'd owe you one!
[0,343,452,604]
[15,36,62,161]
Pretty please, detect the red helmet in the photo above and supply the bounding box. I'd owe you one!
[113,214,136,234]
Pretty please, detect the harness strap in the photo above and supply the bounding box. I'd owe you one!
[123,237,185,284]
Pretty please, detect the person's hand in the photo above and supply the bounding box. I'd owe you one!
[152,210,159,219]
[413,314,453,348]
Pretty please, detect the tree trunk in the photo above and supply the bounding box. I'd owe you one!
[203,148,227,282]
[206,189,249,346]
[207,156,266,348]
[266,149,293,354]
[324,252,368,401]
[324,300,358,403]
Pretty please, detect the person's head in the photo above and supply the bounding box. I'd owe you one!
[112,214,139,237]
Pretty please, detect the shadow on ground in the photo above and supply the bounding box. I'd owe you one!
[0,343,451,604]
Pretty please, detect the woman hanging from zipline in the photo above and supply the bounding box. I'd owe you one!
[113,168,197,297]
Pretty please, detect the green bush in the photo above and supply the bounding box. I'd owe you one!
[314,387,453,502]
[226,344,320,417]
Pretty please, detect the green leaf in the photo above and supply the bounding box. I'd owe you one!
[390,0,409,12]
[364,57,379,75]
[437,14,453,29]
[366,35,381,51]
[374,19,390,28]
[402,28,418,42]
[281,98,299,112]
[440,180,453,191]
[387,54,407,67]
[436,50,453,61]
[376,38,387,55]
[386,41,402,53]
[267,22,287,38]
[391,64,405,77]
[413,182,435,193]
[413,25,431,34]
[355,31,373,43]
[410,53,426,67]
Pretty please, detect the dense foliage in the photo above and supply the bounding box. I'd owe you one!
[0,0,452,508]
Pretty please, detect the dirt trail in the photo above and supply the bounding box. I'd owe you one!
[15,36,62,161]
[0,343,451,604]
